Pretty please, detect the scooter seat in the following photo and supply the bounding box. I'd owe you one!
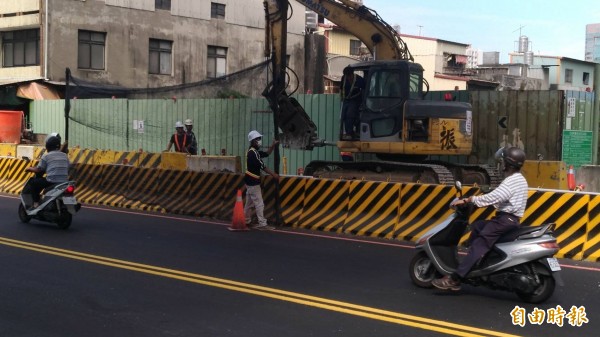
[41,183,59,194]
[496,225,543,243]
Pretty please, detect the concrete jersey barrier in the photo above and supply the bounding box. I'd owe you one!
[0,157,598,262]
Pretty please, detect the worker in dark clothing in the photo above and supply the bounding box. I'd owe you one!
[340,66,365,140]
[244,130,279,230]
[184,119,198,155]
[165,121,190,153]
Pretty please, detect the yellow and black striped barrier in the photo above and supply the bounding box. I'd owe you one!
[1,157,599,262]
[583,196,600,261]
[276,177,600,261]
[0,158,38,194]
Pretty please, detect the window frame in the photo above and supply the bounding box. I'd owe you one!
[583,72,590,85]
[211,2,226,19]
[1,29,40,67]
[78,30,106,71]
[207,45,227,78]
[564,68,573,84]
[349,39,361,56]
[149,38,173,75]
[155,0,171,10]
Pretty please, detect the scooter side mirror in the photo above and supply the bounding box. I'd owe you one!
[455,181,463,197]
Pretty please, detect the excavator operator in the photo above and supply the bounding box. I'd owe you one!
[340,66,365,141]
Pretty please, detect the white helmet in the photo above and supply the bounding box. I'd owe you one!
[248,130,262,142]
[175,121,184,128]
[184,119,193,126]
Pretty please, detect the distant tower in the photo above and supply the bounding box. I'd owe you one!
[585,23,600,63]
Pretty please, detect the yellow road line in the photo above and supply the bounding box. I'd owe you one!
[0,237,521,337]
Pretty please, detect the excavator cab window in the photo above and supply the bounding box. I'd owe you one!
[365,69,405,111]
[408,118,429,141]
[409,73,422,99]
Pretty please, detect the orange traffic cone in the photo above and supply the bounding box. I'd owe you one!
[228,189,249,231]
[567,165,576,190]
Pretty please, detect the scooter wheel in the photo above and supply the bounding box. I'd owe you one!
[56,212,72,230]
[516,266,555,304]
[18,204,32,223]
[409,251,441,288]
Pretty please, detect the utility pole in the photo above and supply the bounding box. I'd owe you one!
[417,25,423,36]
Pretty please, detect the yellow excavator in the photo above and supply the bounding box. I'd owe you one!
[263,0,500,186]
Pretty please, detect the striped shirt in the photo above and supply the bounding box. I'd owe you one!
[472,172,528,217]
[38,151,69,183]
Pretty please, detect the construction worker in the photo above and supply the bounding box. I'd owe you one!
[165,121,189,153]
[340,66,365,140]
[184,119,198,155]
[244,130,279,230]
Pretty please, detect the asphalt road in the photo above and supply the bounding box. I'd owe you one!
[0,193,598,337]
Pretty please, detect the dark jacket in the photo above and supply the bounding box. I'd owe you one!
[244,146,269,186]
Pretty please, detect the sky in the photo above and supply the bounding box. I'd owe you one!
[365,0,600,63]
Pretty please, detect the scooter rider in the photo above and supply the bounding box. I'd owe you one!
[22,136,70,209]
[432,147,529,291]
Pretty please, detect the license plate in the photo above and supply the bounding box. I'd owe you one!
[62,196,77,205]
[547,257,561,271]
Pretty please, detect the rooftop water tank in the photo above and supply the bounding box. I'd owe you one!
[524,51,534,65]
[519,35,529,53]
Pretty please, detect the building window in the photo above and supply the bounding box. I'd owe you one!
[583,72,590,85]
[149,39,172,75]
[155,0,171,10]
[207,46,227,78]
[564,69,573,84]
[350,39,361,56]
[211,3,225,19]
[78,30,106,70]
[1,29,40,67]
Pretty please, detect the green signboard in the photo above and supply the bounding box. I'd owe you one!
[562,130,593,168]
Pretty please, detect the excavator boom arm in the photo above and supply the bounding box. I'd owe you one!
[299,0,412,61]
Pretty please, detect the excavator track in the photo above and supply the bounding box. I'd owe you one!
[304,160,455,185]
[424,161,502,189]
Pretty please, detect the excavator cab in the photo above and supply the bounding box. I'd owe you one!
[339,60,473,159]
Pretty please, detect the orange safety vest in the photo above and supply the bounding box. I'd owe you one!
[174,133,188,152]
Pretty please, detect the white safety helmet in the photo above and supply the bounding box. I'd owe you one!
[248,130,262,142]
[175,121,184,128]
[184,119,193,126]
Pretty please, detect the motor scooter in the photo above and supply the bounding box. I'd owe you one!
[18,175,81,229]
[409,182,562,303]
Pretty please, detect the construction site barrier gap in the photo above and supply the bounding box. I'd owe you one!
[0,157,598,262]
